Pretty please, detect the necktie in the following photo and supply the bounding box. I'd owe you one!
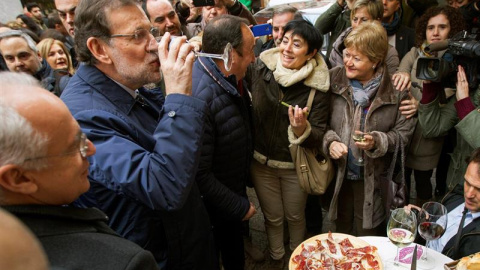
[452,208,468,259]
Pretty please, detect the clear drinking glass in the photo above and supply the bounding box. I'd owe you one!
[417,201,448,269]
[386,208,417,267]
[149,37,233,71]
[351,131,365,166]
[351,107,366,166]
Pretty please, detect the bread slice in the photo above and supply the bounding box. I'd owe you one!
[455,253,480,270]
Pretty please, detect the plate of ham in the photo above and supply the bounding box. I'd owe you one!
[289,232,383,270]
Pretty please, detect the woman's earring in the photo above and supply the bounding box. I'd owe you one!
[372,65,376,69]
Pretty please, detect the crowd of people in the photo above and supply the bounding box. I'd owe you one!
[0,0,479,269]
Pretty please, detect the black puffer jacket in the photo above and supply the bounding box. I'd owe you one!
[191,56,253,220]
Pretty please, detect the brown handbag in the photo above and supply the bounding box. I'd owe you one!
[289,89,335,195]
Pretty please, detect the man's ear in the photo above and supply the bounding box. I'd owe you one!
[86,37,113,65]
[0,165,38,195]
[54,23,63,32]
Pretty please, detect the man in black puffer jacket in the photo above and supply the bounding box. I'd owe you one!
[191,15,257,270]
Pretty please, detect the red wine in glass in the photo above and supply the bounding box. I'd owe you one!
[417,202,448,269]
[418,222,445,241]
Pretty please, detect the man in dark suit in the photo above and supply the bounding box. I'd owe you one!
[381,0,415,60]
[0,71,158,270]
[410,148,480,260]
[432,148,480,259]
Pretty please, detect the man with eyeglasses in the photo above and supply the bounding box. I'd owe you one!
[60,0,218,269]
[0,71,159,270]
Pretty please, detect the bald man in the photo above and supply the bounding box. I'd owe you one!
[144,0,186,37]
[0,71,158,270]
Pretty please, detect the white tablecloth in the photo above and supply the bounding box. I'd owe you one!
[359,236,453,269]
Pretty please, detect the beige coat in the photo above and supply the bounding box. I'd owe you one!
[322,66,415,229]
[397,47,449,170]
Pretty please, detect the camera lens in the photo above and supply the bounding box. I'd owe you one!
[426,60,439,78]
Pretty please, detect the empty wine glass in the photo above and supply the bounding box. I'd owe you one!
[417,201,448,269]
[386,208,417,267]
[149,37,233,71]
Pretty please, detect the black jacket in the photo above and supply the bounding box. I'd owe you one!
[394,25,415,61]
[441,184,480,259]
[191,57,253,220]
[4,205,159,270]
[246,50,330,167]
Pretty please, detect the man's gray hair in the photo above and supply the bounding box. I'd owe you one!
[271,5,303,19]
[0,30,38,53]
[0,72,48,170]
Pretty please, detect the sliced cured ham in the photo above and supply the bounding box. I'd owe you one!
[290,232,382,270]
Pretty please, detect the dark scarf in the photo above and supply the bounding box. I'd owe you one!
[382,12,402,36]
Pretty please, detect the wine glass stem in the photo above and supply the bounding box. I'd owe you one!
[394,246,400,266]
[424,240,430,260]
[195,52,223,60]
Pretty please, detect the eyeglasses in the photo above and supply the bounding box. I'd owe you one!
[110,27,160,43]
[24,133,90,162]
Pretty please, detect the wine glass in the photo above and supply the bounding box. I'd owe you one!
[417,202,448,269]
[149,37,233,71]
[352,131,365,166]
[386,208,417,267]
[351,108,366,166]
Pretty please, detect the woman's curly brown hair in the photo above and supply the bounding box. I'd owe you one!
[415,5,466,47]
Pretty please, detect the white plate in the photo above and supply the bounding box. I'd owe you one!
[289,233,383,270]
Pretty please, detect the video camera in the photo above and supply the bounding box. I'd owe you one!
[416,30,480,89]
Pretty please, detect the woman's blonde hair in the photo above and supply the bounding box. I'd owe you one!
[37,38,75,75]
[350,0,384,21]
[344,21,388,65]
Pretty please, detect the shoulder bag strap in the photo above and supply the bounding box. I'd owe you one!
[387,130,405,182]
[306,89,316,117]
